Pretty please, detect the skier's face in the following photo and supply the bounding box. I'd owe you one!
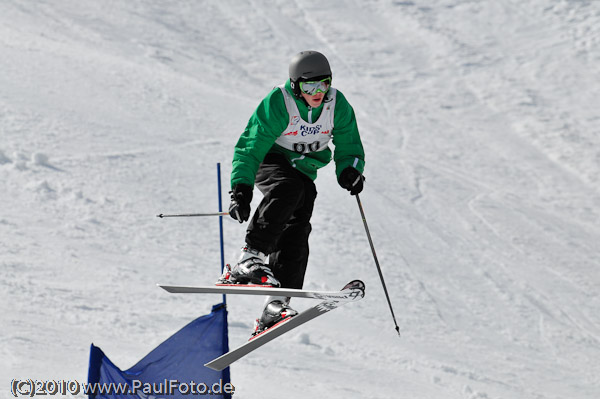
[301,91,325,107]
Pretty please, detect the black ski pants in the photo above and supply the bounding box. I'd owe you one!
[246,153,317,289]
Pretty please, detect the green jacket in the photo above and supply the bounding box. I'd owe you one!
[231,80,365,188]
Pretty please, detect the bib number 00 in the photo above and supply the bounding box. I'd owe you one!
[293,141,321,154]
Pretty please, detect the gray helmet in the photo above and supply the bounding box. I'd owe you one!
[289,51,332,97]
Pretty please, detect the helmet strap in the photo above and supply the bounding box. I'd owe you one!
[290,79,304,100]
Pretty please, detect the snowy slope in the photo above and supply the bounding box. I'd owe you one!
[2,1,600,398]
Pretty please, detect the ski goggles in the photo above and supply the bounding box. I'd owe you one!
[299,77,331,96]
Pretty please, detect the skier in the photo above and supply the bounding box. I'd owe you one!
[219,50,365,335]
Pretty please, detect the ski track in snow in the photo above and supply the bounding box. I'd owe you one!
[2,1,600,398]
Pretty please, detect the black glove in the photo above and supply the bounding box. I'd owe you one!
[229,184,253,223]
[338,167,365,195]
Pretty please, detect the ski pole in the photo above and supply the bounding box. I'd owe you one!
[157,212,229,218]
[355,193,401,337]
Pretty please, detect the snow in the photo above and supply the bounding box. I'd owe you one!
[2,0,600,398]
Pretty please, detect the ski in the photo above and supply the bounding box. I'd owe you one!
[203,280,365,371]
[158,280,364,302]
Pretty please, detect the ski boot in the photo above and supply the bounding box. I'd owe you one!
[216,245,280,287]
[251,297,298,338]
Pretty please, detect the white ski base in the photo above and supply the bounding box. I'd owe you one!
[158,282,363,301]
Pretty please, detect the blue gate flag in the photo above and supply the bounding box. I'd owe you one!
[88,303,232,398]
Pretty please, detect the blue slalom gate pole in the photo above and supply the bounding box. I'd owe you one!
[217,162,231,385]
[217,163,226,305]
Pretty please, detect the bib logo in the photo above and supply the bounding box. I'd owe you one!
[290,115,300,125]
[300,125,323,136]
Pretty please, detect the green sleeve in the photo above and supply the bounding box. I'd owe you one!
[332,90,365,180]
[231,88,289,188]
